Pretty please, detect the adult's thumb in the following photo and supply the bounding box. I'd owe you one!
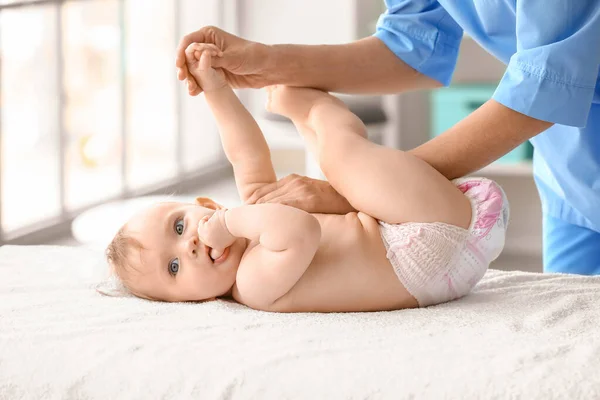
[211,50,242,71]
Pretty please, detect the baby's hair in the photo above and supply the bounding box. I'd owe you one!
[105,225,153,300]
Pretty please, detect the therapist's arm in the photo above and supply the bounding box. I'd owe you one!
[263,36,441,94]
[176,27,440,95]
[409,99,553,179]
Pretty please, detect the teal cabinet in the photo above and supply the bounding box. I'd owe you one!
[430,85,533,163]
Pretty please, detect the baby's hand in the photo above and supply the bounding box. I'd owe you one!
[197,209,236,260]
[184,43,227,92]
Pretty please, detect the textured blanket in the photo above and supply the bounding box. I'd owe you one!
[1,245,598,399]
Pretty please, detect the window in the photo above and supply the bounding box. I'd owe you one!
[0,0,234,244]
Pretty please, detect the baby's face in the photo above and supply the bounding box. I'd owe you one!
[125,201,246,302]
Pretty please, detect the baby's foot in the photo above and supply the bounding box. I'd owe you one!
[265,85,344,122]
[185,43,227,92]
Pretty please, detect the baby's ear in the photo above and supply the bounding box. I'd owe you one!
[195,197,225,210]
[95,274,133,298]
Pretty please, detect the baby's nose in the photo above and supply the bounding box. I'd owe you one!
[186,236,199,255]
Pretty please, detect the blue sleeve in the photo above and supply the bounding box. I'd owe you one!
[492,1,600,127]
[373,0,463,86]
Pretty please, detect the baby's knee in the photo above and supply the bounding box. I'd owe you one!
[310,101,366,134]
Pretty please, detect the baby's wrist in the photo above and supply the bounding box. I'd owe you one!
[203,83,229,94]
[220,209,235,239]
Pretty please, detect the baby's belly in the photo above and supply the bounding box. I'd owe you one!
[268,213,417,313]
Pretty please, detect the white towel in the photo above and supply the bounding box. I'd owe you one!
[1,245,599,399]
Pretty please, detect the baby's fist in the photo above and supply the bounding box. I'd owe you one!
[197,209,236,260]
[184,43,227,92]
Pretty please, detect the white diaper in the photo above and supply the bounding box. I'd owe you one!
[379,177,509,307]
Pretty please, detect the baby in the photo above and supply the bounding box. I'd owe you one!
[102,43,509,312]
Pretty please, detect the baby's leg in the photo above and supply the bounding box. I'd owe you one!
[266,86,344,161]
[266,86,471,227]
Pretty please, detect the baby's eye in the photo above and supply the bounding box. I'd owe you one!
[169,258,180,276]
[174,218,184,235]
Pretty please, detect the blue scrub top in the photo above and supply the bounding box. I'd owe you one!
[375,0,600,231]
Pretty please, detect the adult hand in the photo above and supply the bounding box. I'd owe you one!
[246,174,356,215]
[175,26,269,96]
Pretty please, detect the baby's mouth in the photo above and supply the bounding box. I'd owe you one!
[210,247,230,264]
[205,245,230,264]
[207,246,217,262]
[204,245,216,263]
[208,246,226,263]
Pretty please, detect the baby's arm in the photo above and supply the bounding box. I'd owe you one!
[226,204,321,308]
[185,43,276,201]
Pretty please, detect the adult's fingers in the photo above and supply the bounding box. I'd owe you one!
[245,181,281,204]
[176,28,223,73]
[257,191,315,213]
[187,79,199,94]
[176,31,208,86]
[246,174,301,204]
[189,84,203,96]
[259,194,302,209]
[175,30,208,69]
[186,43,221,56]
[254,187,287,204]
